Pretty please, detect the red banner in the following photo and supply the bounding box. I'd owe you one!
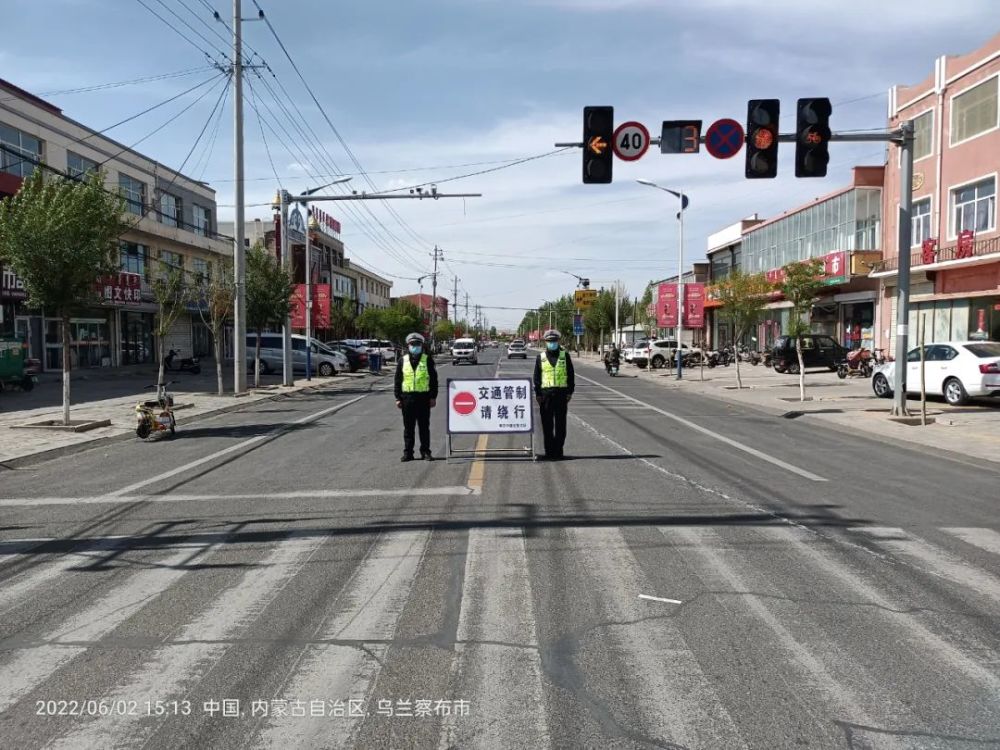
[657,283,705,328]
[657,283,678,328]
[921,237,938,265]
[97,272,142,305]
[684,283,705,328]
[290,283,331,329]
[956,229,975,259]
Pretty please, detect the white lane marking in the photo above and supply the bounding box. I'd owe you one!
[570,527,747,748]
[851,527,1000,606]
[46,535,328,750]
[760,525,1000,693]
[253,530,430,749]
[0,545,201,713]
[575,373,826,482]
[109,393,369,497]
[637,593,682,604]
[0,485,479,508]
[943,527,1000,557]
[438,528,549,750]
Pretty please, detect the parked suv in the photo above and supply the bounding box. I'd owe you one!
[507,339,528,359]
[452,337,478,365]
[771,335,847,374]
[632,340,697,368]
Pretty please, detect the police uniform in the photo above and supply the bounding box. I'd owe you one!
[394,333,439,461]
[533,330,575,460]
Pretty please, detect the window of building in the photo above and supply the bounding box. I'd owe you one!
[159,192,181,227]
[0,123,42,179]
[67,151,97,179]
[120,242,149,280]
[912,197,932,246]
[951,177,995,236]
[119,174,146,215]
[192,257,210,285]
[193,204,211,236]
[159,250,184,275]
[913,111,933,160]
[951,76,998,145]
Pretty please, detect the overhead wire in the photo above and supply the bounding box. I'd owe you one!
[132,0,227,64]
[147,0,232,60]
[0,67,217,104]
[251,0,439,257]
[192,73,231,181]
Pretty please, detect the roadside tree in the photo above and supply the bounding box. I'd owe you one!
[780,258,826,401]
[715,270,773,389]
[194,260,234,395]
[246,243,293,387]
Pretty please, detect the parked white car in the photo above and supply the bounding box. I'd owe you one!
[871,340,1000,406]
[632,340,699,368]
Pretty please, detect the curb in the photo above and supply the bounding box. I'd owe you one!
[0,376,368,470]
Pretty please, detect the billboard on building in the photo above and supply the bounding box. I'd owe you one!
[290,284,332,329]
[657,283,705,328]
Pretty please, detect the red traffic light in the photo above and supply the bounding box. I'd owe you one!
[753,128,775,150]
[804,129,824,145]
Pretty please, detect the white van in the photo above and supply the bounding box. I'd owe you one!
[451,337,478,365]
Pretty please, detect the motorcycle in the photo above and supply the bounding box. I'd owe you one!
[762,350,774,368]
[605,355,621,376]
[135,382,176,439]
[164,349,201,375]
[836,348,874,379]
[736,345,761,366]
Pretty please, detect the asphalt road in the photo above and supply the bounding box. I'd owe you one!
[1,348,1000,749]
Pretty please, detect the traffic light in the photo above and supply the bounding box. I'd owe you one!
[795,97,832,178]
[582,106,613,184]
[745,99,780,179]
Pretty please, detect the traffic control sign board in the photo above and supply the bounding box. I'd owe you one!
[612,121,650,161]
[705,118,745,159]
[447,378,534,434]
[574,289,598,308]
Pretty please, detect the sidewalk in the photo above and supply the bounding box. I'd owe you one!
[0,371,375,468]
[575,352,1000,466]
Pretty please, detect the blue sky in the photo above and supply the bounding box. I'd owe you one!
[3,0,997,327]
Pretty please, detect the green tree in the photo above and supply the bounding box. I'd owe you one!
[715,270,773,389]
[434,318,455,342]
[378,300,424,344]
[780,258,826,401]
[194,260,234,396]
[328,297,356,340]
[0,170,128,424]
[354,306,382,337]
[151,257,191,392]
[246,243,293,387]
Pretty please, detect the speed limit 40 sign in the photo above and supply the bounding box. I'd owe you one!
[612,121,650,161]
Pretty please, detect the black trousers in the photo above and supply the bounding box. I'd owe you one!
[538,391,569,457]
[401,395,432,455]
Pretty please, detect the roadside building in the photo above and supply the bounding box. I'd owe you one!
[871,31,1000,351]
[0,78,230,370]
[739,166,884,350]
[399,293,449,328]
[703,215,762,348]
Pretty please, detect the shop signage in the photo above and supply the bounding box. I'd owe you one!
[656,283,705,328]
[447,378,533,434]
[765,251,847,286]
[98,272,142,305]
[287,206,307,244]
[290,283,331,329]
[1,265,27,300]
[956,229,975,259]
[310,207,341,237]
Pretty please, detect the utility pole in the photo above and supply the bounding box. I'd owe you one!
[430,245,442,348]
[232,0,247,394]
[892,120,915,417]
[464,292,469,330]
[452,275,459,322]
[279,190,293,385]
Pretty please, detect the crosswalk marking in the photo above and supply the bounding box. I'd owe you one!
[45,535,329,750]
[943,527,1000,558]
[569,527,747,749]
[438,528,549,749]
[252,530,430,748]
[0,546,200,713]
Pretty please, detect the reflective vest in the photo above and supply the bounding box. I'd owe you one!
[540,349,568,389]
[401,354,430,393]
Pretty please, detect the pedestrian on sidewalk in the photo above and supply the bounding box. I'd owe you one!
[533,329,575,460]
[394,332,438,462]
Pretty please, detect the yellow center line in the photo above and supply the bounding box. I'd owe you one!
[467,432,489,491]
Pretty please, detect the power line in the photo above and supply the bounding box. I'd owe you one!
[0,67,217,104]
[132,0,226,63]
[172,0,234,51]
[380,147,574,194]
[192,74,231,181]
[148,0,232,59]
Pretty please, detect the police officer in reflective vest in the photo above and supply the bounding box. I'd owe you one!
[394,332,439,462]
[532,329,575,460]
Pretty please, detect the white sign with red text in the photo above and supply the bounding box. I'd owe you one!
[447,378,533,434]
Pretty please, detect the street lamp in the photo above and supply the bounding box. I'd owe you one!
[295,177,352,380]
[637,179,689,379]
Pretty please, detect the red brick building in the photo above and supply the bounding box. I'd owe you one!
[399,294,449,324]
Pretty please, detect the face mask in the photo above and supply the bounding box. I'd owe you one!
[409,345,422,355]
[546,342,559,351]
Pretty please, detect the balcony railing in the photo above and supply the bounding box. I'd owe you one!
[869,235,1000,274]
